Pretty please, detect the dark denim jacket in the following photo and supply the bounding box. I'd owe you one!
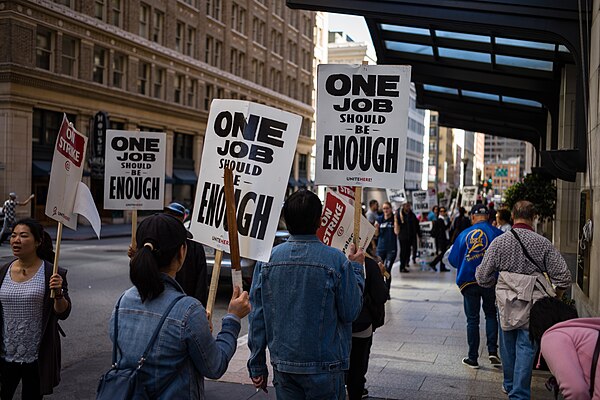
[110,275,240,399]
[247,235,365,376]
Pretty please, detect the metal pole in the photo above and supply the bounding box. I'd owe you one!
[434,123,440,195]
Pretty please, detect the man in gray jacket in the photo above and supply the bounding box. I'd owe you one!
[476,200,571,400]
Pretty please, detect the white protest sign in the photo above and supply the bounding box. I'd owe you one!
[315,64,411,188]
[104,130,166,210]
[461,186,479,211]
[45,116,88,230]
[418,221,436,261]
[317,190,375,254]
[337,186,355,205]
[189,100,301,262]
[412,190,429,215]
[386,188,407,210]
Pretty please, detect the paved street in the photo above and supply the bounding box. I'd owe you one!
[0,237,553,399]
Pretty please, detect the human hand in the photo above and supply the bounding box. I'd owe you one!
[378,261,386,276]
[49,273,63,290]
[227,285,251,319]
[127,245,136,259]
[251,376,268,392]
[347,243,365,265]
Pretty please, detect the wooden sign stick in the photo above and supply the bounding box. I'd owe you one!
[353,187,362,249]
[223,168,242,288]
[50,222,63,298]
[206,249,223,318]
[131,209,138,249]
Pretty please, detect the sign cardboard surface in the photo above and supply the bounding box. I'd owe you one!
[386,188,407,210]
[45,116,88,230]
[315,64,411,188]
[418,221,436,261]
[189,100,301,262]
[317,190,375,254]
[337,186,355,205]
[461,186,479,211]
[412,189,437,215]
[104,130,166,210]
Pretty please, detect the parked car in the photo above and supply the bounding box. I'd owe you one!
[203,230,290,288]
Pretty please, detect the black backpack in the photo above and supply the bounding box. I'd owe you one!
[96,294,184,400]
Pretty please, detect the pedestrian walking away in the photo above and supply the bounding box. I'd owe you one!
[396,202,419,273]
[448,204,503,370]
[108,213,251,399]
[375,202,399,294]
[247,189,365,399]
[477,200,572,400]
[0,219,71,399]
[495,208,512,233]
[0,192,35,246]
[430,206,451,272]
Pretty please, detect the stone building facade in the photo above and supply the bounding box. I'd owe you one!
[0,0,316,223]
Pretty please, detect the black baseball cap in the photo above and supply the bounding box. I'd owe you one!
[136,214,188,251]
[469,204,489,215]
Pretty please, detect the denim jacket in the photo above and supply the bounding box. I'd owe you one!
[109,274,240,399]
[247,235,365,377]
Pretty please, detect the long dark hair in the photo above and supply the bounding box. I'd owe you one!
[13,218,54,262]
[129,214,187,302]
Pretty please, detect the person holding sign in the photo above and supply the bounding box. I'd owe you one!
[375,202,400,295]
[0,219,71,399]
[247,190,365,398]
[111,214,250,398]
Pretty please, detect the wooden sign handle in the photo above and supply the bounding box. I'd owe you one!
[206,249,223,319]
[353,187,362,248]
[131,209,138,249]
[224,168,241,272]
[50,222,63,299]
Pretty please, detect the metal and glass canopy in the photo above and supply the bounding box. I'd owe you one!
[287,0,591,181]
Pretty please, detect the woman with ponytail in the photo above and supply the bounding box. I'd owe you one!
[0,218,70,399]
[109,213,251,399]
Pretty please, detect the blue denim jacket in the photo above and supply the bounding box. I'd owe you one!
[247,235,365,376]
[109,275,240,399]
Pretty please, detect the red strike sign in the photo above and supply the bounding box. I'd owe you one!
[317,193,346,246]
[337,186,355,202]
[56,120,85,168]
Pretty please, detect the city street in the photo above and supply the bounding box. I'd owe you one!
[0,236,245,399]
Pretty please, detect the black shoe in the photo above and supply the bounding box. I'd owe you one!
[462,357,479,369]
[489,353,502,366]
[362,388,369,398]
[400,268,410,273]
[440,267,450,272]
[428,263,437,271]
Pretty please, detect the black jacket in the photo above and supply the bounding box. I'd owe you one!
[0,260,71,395]
[352,258,388,333]
[396,209,419,242]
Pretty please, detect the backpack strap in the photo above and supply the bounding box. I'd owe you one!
[111,293,126,368]
[590,330,600,397]
[510,229,554,297]
[137,294,185,368]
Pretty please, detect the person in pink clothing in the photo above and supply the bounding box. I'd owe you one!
[541,318,600,399]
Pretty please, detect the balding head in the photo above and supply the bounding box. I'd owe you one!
[512,200,536,224]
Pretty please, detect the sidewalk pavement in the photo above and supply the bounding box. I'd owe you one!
[217,261,552,400]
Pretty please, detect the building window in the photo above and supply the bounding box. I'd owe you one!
[205,83,214,110]
[205,36,222,68]
[173,132,194,165]
[152,10,164,44]
[186,79,196,107]
[154,68,165,99]
[186,27,196,57]
[175,22,184,52]
[112,53,126,89]
[174,74,183,104]
[207,0,222,21]
[271,30,282,55]
[271,0,282,17]
[95,0,106,20]
[252,18,265,45]
[231,4,246,34]
[111,0,121,26]
[93,46,106,84]
[137,62,150,95]
[36,28,52,70]
[61,35,77,76]
[139,3,149,38]
[33,108,77,151]
[181,0,197,7]
[298,154,307,174]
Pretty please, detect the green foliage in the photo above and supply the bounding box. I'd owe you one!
[503,173,557,222]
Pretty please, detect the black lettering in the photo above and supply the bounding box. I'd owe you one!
[352,74,376,96]
[333,136,345,170]
[323,135,332,169]
[346,136,358,170]
[326,74,351,96]
[214,111,233,137]
[111,137,128,151]
[377,75,400,97]
[257,117,286,148]
[333,98,350,112]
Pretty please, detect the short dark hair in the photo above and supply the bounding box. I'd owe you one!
[283,190,322,235]
[497,208,511,224]
[369,199,378,207]
[512,200,536,221]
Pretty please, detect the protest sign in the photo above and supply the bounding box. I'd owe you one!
[45,116,88,230]
[418,221,436,261]
[412,189,436,215]
[104,130,166,210]
[439,187,453,208]
[189,100,301,262]
[317,190,375,254]
[386,188,407,210]
[315,64,411,188]
[337,186,355,205]
[461,186,479,211]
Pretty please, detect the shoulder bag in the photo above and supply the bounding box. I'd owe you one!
[96,294,184,400]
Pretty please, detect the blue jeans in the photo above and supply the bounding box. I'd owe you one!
[273,369,345,399]
[499,328,538,400]
[376,248,396,290]
[462,284,498,361]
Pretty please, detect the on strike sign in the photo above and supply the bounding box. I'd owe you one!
[315,64,411,188]
[104,130,166,210]
[45,115,88,230]
[189,100,301,262]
